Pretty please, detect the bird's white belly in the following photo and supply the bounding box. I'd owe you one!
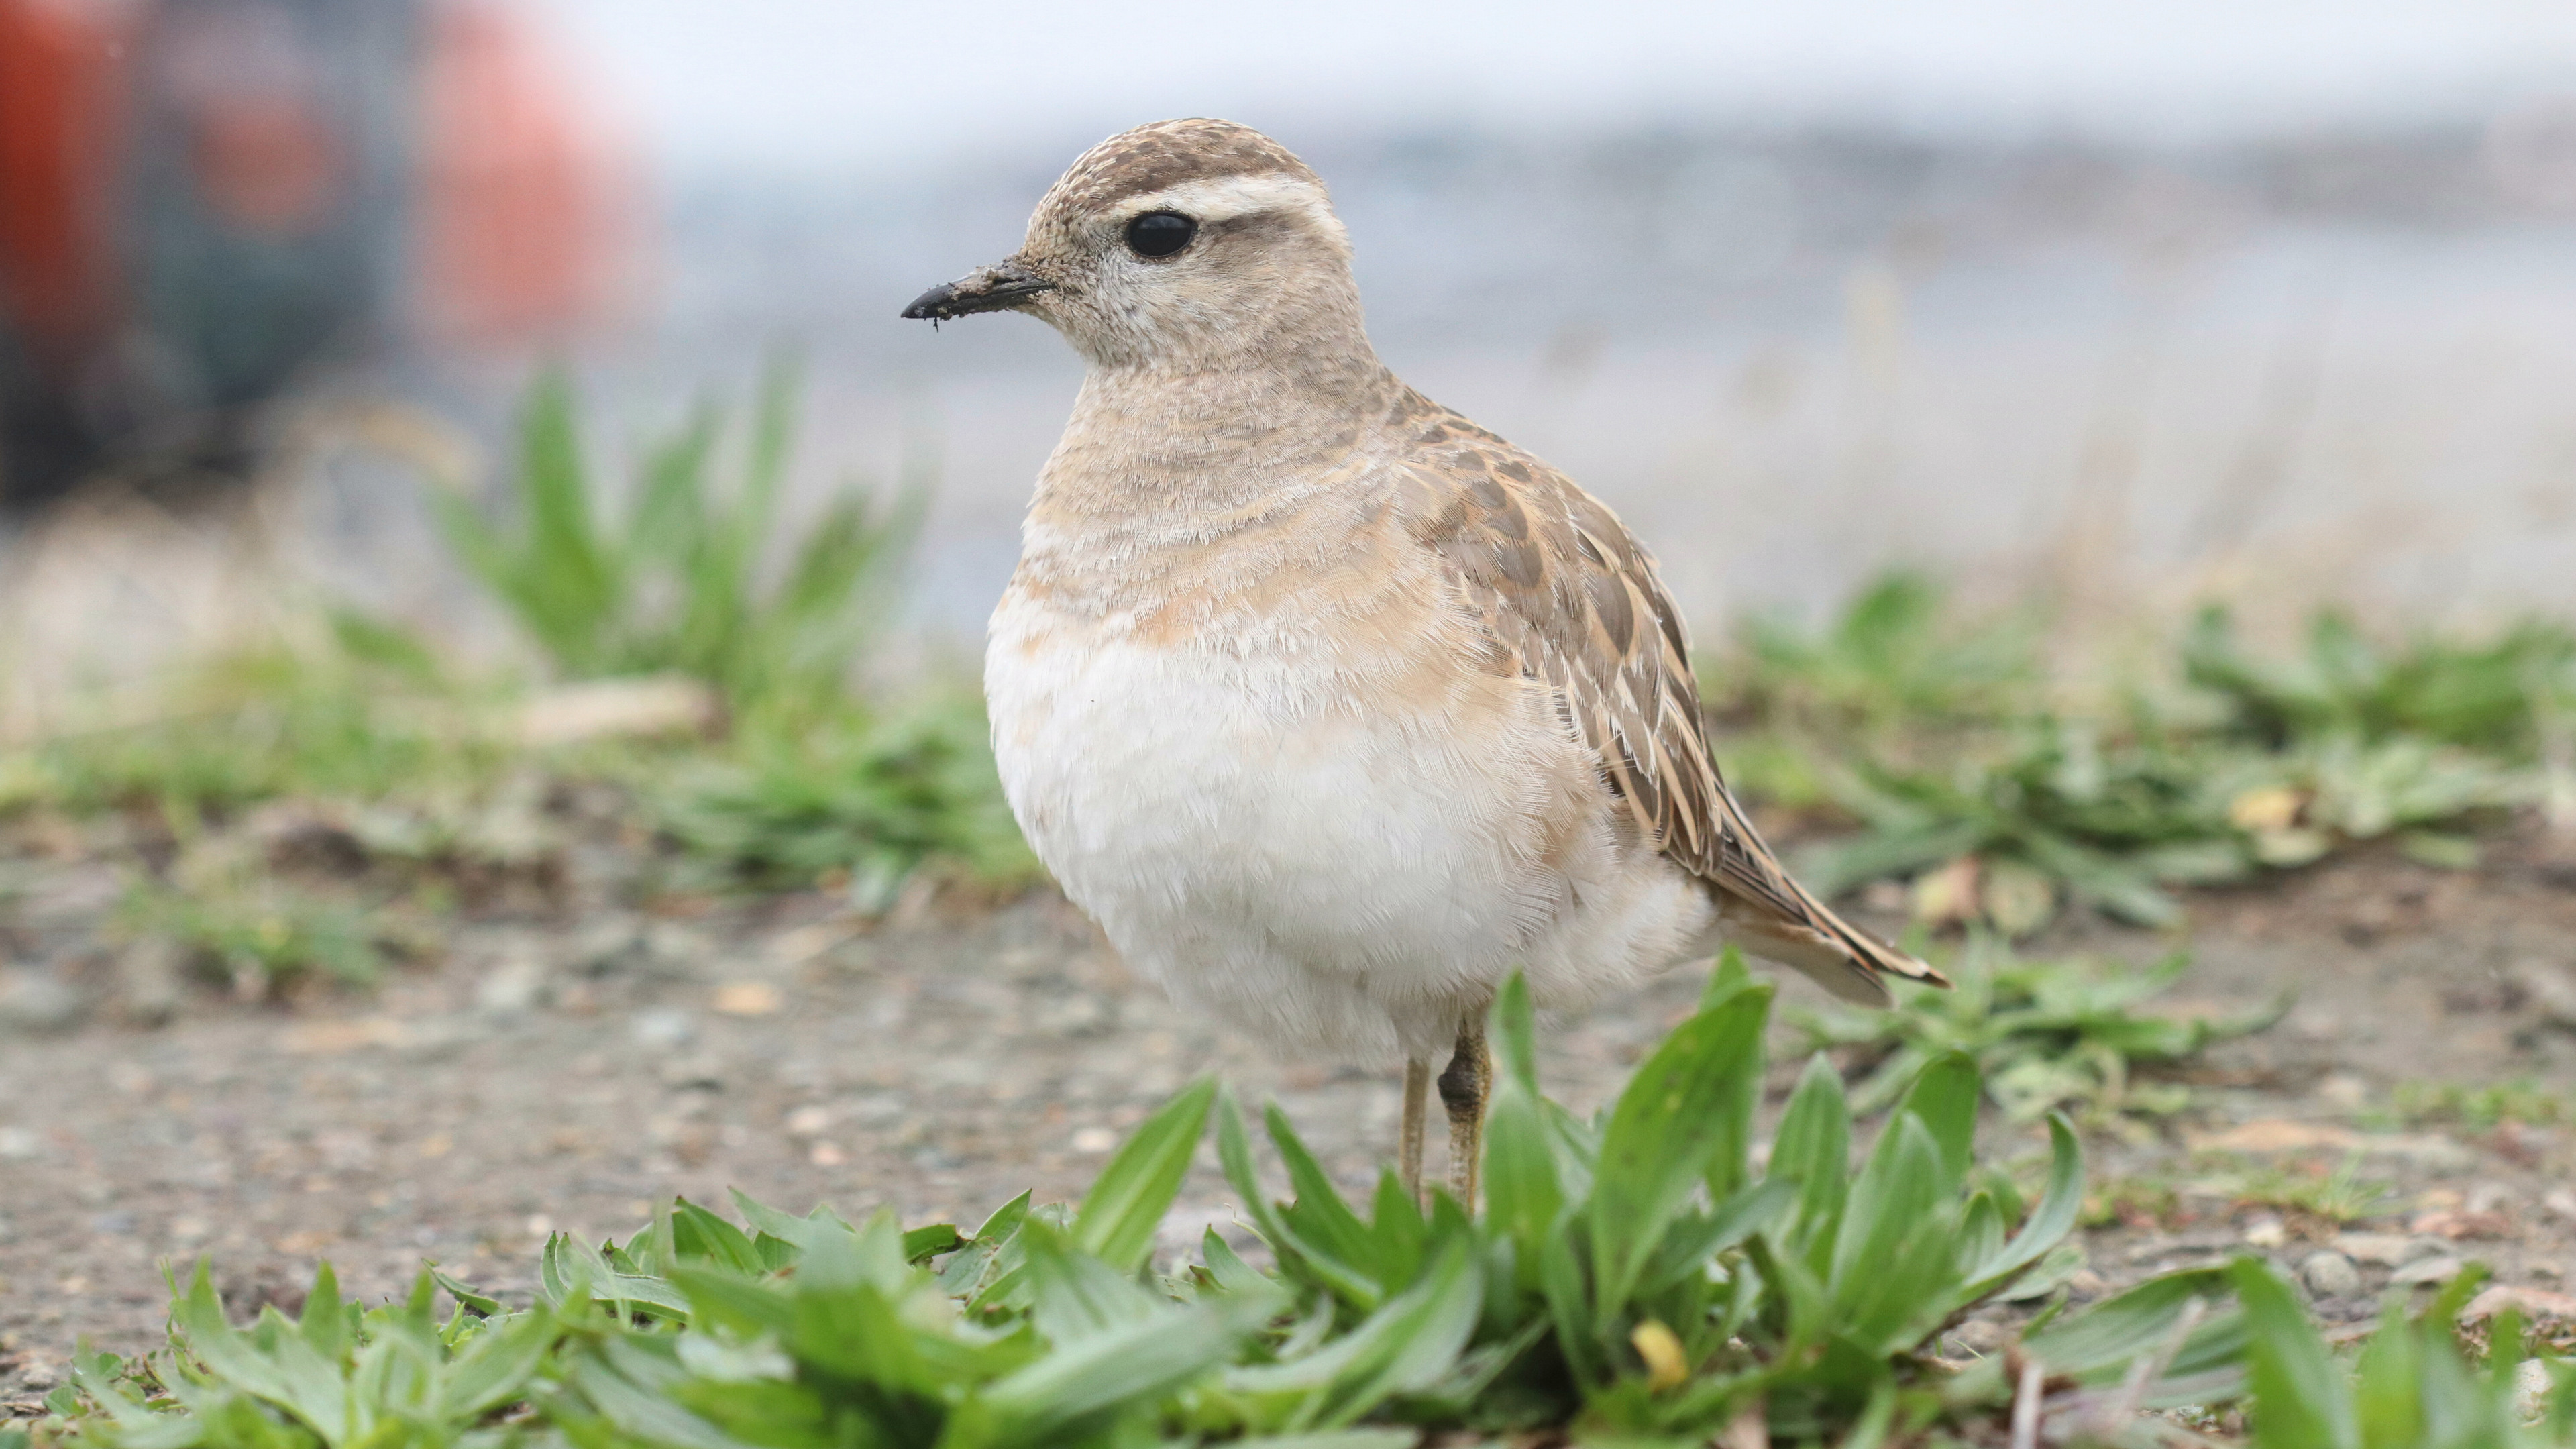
[985,604,1717,1063]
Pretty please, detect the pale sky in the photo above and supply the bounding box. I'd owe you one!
[518,0,2576,177]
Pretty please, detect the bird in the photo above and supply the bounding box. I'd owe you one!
[902,119,1945,1207]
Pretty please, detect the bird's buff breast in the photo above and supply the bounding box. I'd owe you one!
[983,584,1638,1055]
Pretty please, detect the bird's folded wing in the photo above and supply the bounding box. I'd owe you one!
[1393,402,1944,996]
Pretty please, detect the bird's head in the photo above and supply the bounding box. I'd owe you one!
[901,119,1368,373]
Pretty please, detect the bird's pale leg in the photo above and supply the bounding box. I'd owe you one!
[1399,1059,1431,1205]
[1437,1017,1492,1208]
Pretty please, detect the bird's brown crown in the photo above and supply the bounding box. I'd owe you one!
[1040,119,1321,215]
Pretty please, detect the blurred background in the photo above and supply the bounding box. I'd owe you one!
[8,0,2576,715]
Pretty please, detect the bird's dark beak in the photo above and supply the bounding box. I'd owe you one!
[901,260,1057,321]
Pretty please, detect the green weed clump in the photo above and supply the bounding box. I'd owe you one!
[2183,608,2576,762]
[1788,937,2286,1127]
[2381,1079,2575,1132]
[2082,1177,2189,1231]
[654,697,1038,896]
[430,360,924,718]
[1216,957,2102,1440]
[1719,572,2041,746]
[24,955,2220,1448]
[24,964,2573,1446]
[1,363,1025,929]
[1705,576,2569,933]
[2212,1157,2398,1231]
[417,360,1014,899]
[0,614,505,822]
[2231,1261,2575,1448]
[120,878,400,996]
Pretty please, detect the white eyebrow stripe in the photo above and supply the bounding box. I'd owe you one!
[1115,173,1344,242]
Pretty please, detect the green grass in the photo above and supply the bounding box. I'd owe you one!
[0,365,1030,963]
[2233,1262,2575,1448]
[427,358,925,718]
[15,957,2104,1446]
[23,961,2568,1447]
[2205,1156,2399,1232]
[1786,936,2286,1128]
[2183,606,2576,761]
[119,877,404,997]
[1705,576,2569,933]
[2081,1176,2189,1231]
[653,695,1039,896]
[1715,570,2041,747]
[0,641,1028,911]
[0,615,508,821]
[2086,1157,2404,1236]
[367,361,1005,899]
[2378,1079,2575,1132]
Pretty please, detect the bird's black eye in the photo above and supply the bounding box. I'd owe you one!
[1124,211,1197,258]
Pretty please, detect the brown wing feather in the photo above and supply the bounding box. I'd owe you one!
[1393,398,1947,1003]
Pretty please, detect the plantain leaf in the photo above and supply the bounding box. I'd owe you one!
[2232,1257,2358,1449]
[1072,1075,1216,1271]
[1589,981,1772,1316]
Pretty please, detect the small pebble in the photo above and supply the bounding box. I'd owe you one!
[2299,1250,2363,1299]
[476,957,551,1014]
[712,981,783,1016]
[0,971,85,1033]
[630,1008,696,1049]
[2335,1232,2444,1266]
[847,1092,908,1123]
[2508,959,2576,1027]
[570,919,648,976]
[1946,1319,2010,1354]
[2517,1360,2556,1421]
[1037,994,1112,1036]
[115,937,186,1026]
[659,1053,727,1090]
[2243,1215,2288,1248]
[643,923,712,976]
[2391,1256,2464,1287]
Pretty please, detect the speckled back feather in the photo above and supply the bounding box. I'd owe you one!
[1386,387,1947,1002]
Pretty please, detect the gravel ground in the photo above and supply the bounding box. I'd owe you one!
[5,827,2576,1407]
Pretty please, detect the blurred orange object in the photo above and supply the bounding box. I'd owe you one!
[413,0,635,345]
[0,0,633,498]
[151,0,352,239]
[0,0,131,364]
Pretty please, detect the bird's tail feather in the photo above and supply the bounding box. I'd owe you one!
[1725,879,1947,1006]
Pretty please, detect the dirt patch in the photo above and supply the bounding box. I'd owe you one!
[4,829,2575,1401]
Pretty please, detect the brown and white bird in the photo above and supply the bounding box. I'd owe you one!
[904,119,1943,1205]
